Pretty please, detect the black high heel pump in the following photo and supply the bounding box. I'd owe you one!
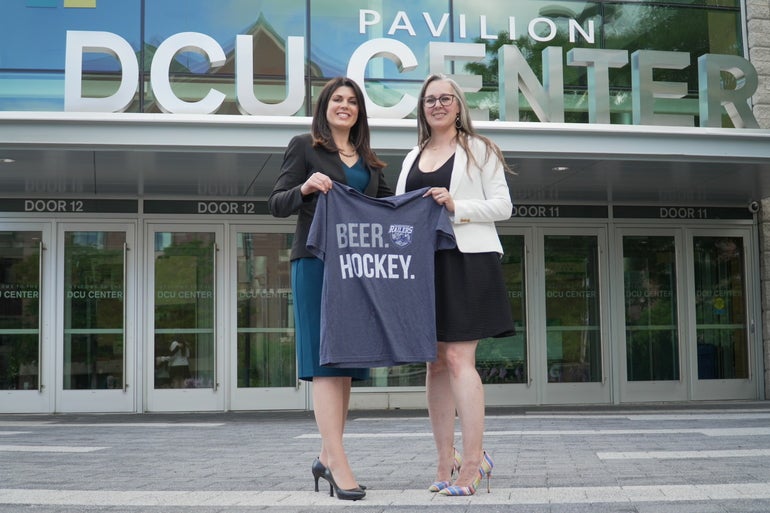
[312,458,326,492]
[323,467,366,501]
[312,458,366,492]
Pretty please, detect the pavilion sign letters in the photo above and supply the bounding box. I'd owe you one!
[63,10,759,128]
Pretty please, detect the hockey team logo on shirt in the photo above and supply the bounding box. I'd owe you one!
[388,224,414,248]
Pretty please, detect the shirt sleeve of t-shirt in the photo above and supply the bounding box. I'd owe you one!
[306,191,327,261]
[435,206,457,251]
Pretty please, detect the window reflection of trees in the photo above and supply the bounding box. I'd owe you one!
[465,2,740,124]
[694,236,747,380]
[0,233,41,390]
[623,236,679,382]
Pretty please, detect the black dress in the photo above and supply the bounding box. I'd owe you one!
[405,154,515,342]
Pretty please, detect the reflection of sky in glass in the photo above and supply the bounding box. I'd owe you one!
[0,0,741,75]
[0,1,140,70]
[0,0,745,116]
[0,0,307,72]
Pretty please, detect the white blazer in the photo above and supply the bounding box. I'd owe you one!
[396,136,512,255]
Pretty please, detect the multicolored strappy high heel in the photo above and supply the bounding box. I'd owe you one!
[439,450,494,496]
[428,447,463,492]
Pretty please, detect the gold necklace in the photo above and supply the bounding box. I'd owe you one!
[338,149,357,158]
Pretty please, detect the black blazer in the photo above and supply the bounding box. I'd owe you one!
[268,133,393,260]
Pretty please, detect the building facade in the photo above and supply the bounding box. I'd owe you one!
[1,0,769,413]
[748,0,770,398]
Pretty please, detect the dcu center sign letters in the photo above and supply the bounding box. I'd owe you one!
[64,9,759,129]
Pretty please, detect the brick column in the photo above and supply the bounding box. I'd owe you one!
[746,0,770,398]
[747,0,770,128]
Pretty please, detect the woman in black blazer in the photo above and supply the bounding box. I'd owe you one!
[268,77,392,501]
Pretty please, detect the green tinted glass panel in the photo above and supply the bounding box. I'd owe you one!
[63,232,125,390]
[623,236,679,381]
[0,231,42,390]
[544,235,601,383]
[236,233,295,388]
[1,1,743,125]
[154,232,215,389]
[478,235,527,384]
[693,236,747,379]
[604,4,742,90]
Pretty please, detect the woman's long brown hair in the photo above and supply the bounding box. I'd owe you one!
[311,77,386,170]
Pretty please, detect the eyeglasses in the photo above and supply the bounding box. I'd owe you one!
[422,94,456,108]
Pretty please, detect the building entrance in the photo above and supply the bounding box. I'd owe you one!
[0,216,761,413]
[143,222,306,412]
[616,226,757,402]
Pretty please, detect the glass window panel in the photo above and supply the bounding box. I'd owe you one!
[153,232,215,389]
[544,235,601,383]
[63,231,125,390]
[0,2,140,71]
[236,233,295,388]
[358,363,426,388]
[141,77,304,116]
[478,235,527,384]
[623,236,679,381]
[144,76,236,113]
[450,1,741,124]
[0,72,66,111]
[309,0,447,79]
[693,236,748,379]
[0,231,42,390]
[142,0,306,114]
[1,1,743,121]
[454,0,599,80]
[144,0,306,72]
[604,4,742,91]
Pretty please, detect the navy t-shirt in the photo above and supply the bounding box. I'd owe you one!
[307,182,456,368]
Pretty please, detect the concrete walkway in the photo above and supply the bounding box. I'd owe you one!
[2,402,770,512]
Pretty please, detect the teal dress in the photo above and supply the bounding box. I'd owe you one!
[293,159,370,381]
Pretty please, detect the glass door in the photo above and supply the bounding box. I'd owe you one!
[539,228,610,404]
[616,229,688,402]
[145,224,224,411]
[56,223,136,412]
[688,229,756,400]
[228,227,306,410]
[484,230,536,406]
[0,225,52,413]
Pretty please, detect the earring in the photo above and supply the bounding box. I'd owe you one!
[455,113,462,130]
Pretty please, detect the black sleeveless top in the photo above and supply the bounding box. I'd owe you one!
[405,153,454,192]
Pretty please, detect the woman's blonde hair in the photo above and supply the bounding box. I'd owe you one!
[416,74,512,174]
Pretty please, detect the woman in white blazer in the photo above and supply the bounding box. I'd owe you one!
[396,74,515,496]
